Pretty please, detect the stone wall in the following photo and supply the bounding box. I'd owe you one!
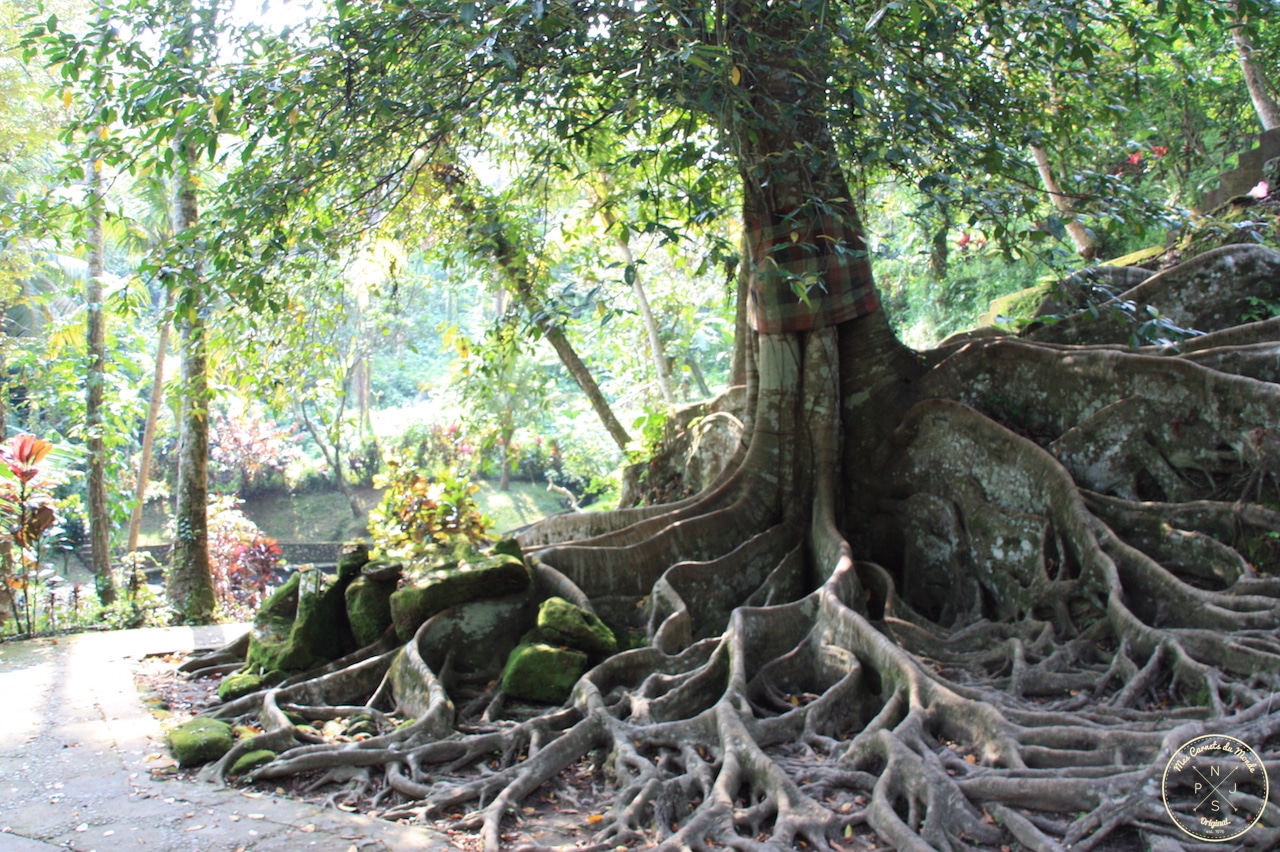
[125,541,348,570]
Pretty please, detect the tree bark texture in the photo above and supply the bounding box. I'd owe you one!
[1030,144,1098,259]
[84,160,117,605]
[1233,3,1280,131]
[166,126,216,624]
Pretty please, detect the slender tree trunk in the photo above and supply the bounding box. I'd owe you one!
[929,205,951,279]
[166,116,216,624]
[126,288,174,553]
[534,318,632,451]
[593,186,676,406]
[85,159,118,605]
[1232,2,1280,130]
[498,425,514,492]
[1030,144,1097,259]
[436,167,633,451]
[686,358,712,397]
[296,398,363,518]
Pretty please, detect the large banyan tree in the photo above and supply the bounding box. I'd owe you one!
[164,0,1280,848]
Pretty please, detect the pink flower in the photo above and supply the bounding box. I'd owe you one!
[1247,181,1269,199]
[1127,153,1142,165]
[1152,146,1168,158]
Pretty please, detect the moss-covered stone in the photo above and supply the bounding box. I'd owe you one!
[244,567,359,675]
[338,542,371,580]
[500,642,587,704]
[217,671,265,703]
[169,717,234,767]
[390,554,530,641]
[537,596,617,656]
[491,536,523,561]
[345,573,398,646]
[228,749,276,777]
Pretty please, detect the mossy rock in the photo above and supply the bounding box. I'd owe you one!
[228,749,276,777]
[390,554,530,642]
[537,596,617,657]
[244,568,359,675]
[218,671,265,703]
[345,572,399,647]
[500,642,587,704]
[491,537,523,561]
[338,542,372,580]
[169,717,234,768]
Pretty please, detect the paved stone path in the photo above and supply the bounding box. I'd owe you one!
[0,626,448,851]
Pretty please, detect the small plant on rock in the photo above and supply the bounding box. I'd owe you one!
[368,455,491,562]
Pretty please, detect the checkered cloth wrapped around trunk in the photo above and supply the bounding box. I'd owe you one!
[746,203,880,333]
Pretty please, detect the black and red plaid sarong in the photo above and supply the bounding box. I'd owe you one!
[746,203,880,333]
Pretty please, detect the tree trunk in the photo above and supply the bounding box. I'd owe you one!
[1030,143,1098,259]
[126,288,174,554]
[497,426,514,492]
[84,159,117,606]
[1233,2,1280,130]
[534,319,632,451]
[437,168,634,451]
[593,184,676,407]
[165,111,216,624]
[296,397,363,518]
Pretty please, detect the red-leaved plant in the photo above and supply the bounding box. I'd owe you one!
[0,434,61,636]
[204,496,284,620]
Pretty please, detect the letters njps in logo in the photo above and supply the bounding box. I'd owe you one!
[1162,734,1269,842]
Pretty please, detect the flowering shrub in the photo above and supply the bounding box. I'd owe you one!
[209,411,302,494]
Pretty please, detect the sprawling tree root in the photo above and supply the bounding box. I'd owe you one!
[193,245,1280,850]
